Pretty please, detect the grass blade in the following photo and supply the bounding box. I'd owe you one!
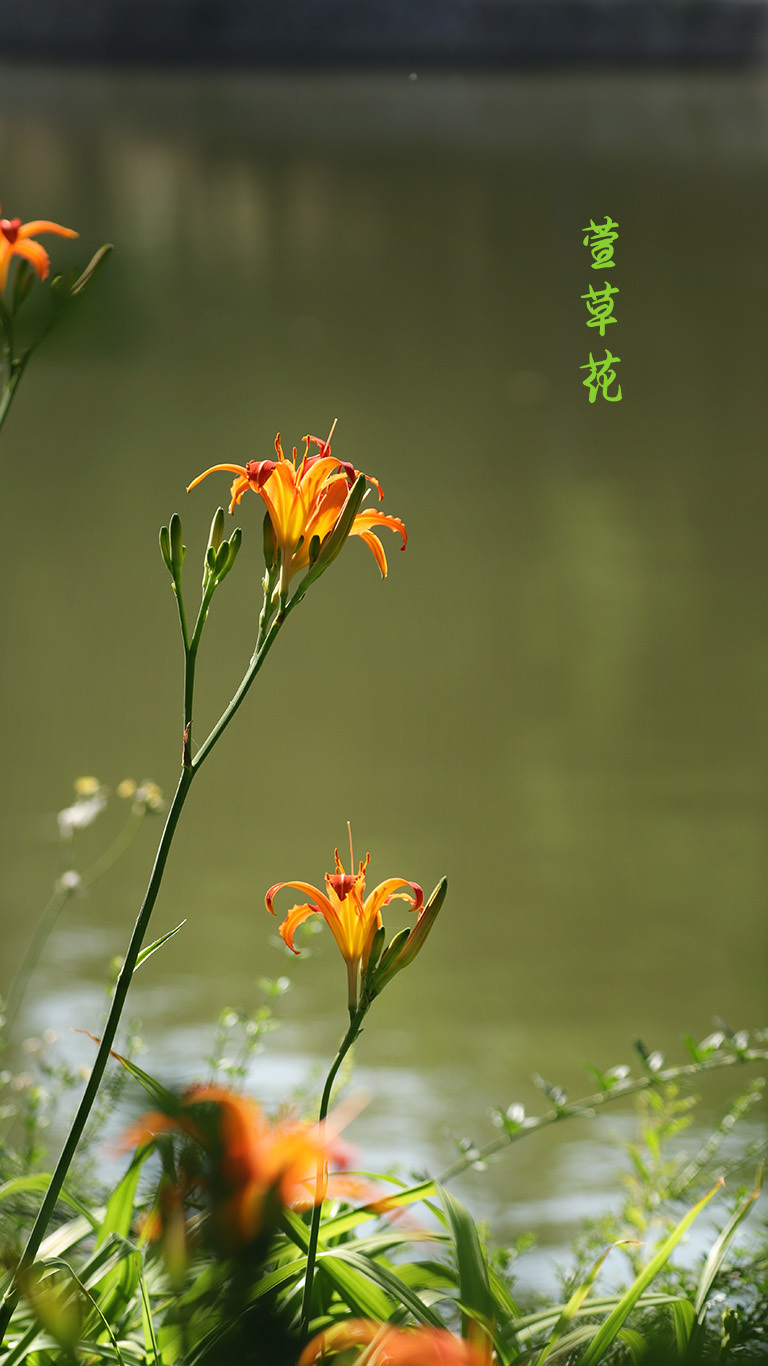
[437,1183,494,1336]
[671,1298,696,1353]
[536,1243,630,1365]
[694,1163,763,1319]
[135,920,186,971]
[580,1180,723,1366]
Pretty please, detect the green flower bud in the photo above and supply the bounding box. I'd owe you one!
[291,474,367,607]
[216,528,242,583]
[213,538,231,577]
[372,877,447,994]
[68,243,113,299]
[374,927,411,979]
[362,923,387,991]
[263,510,278,572]
[169,513,186,576]
[159,524,173,573]
[307,474,366,580]
[207,507,226,557]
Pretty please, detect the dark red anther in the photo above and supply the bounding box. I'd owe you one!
[0,218,21,244]
[306,434,331,458]
[328,873,358,901]
[336,461,357,487]
[246,460,277,489]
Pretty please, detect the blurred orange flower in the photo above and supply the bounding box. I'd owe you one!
[124,1083,363,1254]
[187,432,406,594]
[267,847,423,1009]
[0,206,78,292]
[300,1320,493,1365]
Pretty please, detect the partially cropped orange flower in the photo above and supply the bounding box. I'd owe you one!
[267,847,423,1009]
[124,1084,362,1254]
[300,1320,493,1365]
[187,431,406,594]
[0,205,78,292]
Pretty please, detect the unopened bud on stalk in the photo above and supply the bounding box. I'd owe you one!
[214,539,230,577]
[374,928,410,980]
[306,474,367,581]
[263,509,278,572]
[216,528,242,583]
[287,474,368,610]
[371,877,448,996]
[207,507,226,557]
[169,513,186,576]
[159,524,172,573]
[361,924,387,994]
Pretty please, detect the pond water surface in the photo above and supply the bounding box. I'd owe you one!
[0,64,766,1293]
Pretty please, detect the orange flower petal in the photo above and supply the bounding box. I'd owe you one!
[18,219,78,241]
[353,508,407,549]
[275,900,323,954]
[186,463,248,493]
[9,237,51,281]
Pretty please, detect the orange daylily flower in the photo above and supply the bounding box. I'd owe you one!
[300,1320,493,1365]
[267,847,424,1009]
[0,205,78,292]
[124,1083,364,1255]
[187,431,406,595]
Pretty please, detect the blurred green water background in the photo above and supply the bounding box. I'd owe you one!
[0,65,766,1290]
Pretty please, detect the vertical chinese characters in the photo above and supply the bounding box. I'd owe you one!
[580,217,623,403]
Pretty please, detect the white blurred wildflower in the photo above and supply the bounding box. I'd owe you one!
[56,870,82,893]
[58,779,108,836]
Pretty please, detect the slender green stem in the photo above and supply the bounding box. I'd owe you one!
[184,579,218,734]
[0,765,196,1342]
[192,598,288,772]
[0,381,14,436]
[0,571,305,1345]
[0,368,21,439]
[0,353,32,439]
[175,583,190,658]
[300,1003,367,1339]
[437,1047,768,1184]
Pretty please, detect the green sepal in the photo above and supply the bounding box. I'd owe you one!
[308,534,321,567]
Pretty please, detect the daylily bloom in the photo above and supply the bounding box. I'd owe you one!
[267,847,424,1009]
[299,1320,493,1365]
[0,205,78,292]
[187,432,406,596]
[124,1083,364,1255]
